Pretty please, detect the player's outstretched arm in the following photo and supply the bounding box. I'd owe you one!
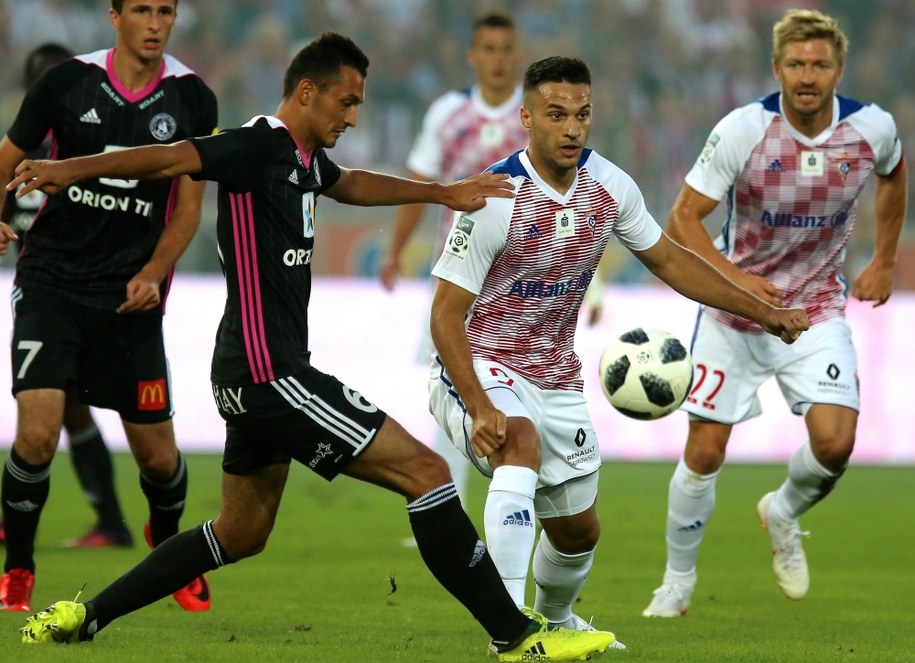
[851,159,908,307]
[325,169,514,210]
[634,232,809,344]
[7,141,204,197]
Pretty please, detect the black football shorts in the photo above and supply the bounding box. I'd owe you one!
[216,365,387,480]
[10,287,173,424]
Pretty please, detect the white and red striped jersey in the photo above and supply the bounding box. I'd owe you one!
[432,149,662,391]
[407,85,528,233]
[686,92,903,332]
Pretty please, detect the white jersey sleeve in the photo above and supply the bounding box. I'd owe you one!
[431,191,516,295]
[685,103,772,201]
[405,91,467,179]
[846,102,904,176]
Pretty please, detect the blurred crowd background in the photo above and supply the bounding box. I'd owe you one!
[1,0,913,288]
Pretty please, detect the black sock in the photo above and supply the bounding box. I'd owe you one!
[406,483,531,648]
[68,425,128,532]
[2,448,52,572]
[87,521,232,633]
[140,453,187,545]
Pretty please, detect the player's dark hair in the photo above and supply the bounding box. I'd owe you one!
[23,43,73,89]
[283,32,369,99]
[472,11,516,33]
[111,0,179,12]
[523,56,591,95]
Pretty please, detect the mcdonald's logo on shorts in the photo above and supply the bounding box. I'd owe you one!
[137,378,167,410]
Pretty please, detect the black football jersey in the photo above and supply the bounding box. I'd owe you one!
[188,116,342,385]
[8,49,217,311]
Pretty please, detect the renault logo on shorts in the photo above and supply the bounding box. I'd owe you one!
[827,364,841,380]
[138,378,167,410]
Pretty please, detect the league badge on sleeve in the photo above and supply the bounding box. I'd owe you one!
[446,215,474,259]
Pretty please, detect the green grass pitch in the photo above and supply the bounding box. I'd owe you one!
[1,453,913,662]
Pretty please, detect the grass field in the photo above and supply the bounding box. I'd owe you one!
[1,453,913,662]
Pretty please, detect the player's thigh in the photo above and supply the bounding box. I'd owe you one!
[684,312,772,424]
[80,311,175,424]
[345,416,450,500]
[775,317,859,415]
[10,288,82,394]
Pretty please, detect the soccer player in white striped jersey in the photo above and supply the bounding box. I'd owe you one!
[643,9,907,618]
[429,55,809,639]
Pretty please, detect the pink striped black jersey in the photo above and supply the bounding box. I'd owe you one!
[188,116,342,386]
[432,149,662,391]
[686,92,903,331]
[407,85,527,234]
[8,49,217,312]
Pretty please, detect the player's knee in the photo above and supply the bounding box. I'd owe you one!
[133,445,180,481]
[213,519,272,560]
[813,432,855,472]
[547,521,601,555]
[14,427,59,464]
[400,447,451,498]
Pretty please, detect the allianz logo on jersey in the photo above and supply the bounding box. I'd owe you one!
[759,208,848,229]
[508,272,592,299]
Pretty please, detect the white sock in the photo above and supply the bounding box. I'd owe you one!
[484,465,538,607]
[532,529,594,624]
[432,425,469,506]
[774,441,842,521]
[665,458,718,576]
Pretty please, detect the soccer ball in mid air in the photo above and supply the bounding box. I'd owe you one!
[598,327,693,420]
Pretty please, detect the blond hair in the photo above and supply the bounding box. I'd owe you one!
[772,9,848,66]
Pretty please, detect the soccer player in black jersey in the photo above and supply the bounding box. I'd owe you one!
[8,32,618,660]
[0,0,215,614]
[0,43,134,554]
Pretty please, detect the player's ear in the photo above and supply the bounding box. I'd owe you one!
[520,106,532,132]
[298,80,316,104]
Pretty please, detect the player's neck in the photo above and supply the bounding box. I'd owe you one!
[111,47,164,92]
[479,84,515,108]
[783,100,834,139]
[526,150,576,195]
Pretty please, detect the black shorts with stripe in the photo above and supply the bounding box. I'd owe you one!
[10,287,173,424]
[214,365,388,480]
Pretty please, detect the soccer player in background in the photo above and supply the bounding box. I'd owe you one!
[0,0,216,613]
[0,43,133,552]
[428,55,809,640]
[642,8,907,618]
[11,32,620,660]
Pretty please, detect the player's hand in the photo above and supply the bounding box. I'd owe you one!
[0,222,19,256]
[469,404,507,458]
[118,271,162,313]
[761,306,809,344]
[851,262,894,308]
[736,272,784,307]
[379,253,401,292]
[441,173,515,212]
[7,159,74,197]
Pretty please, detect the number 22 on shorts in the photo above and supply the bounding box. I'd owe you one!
[686,363,724,411]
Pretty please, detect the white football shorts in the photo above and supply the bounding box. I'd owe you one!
[684,313,859,424]
[428,355,600,515]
